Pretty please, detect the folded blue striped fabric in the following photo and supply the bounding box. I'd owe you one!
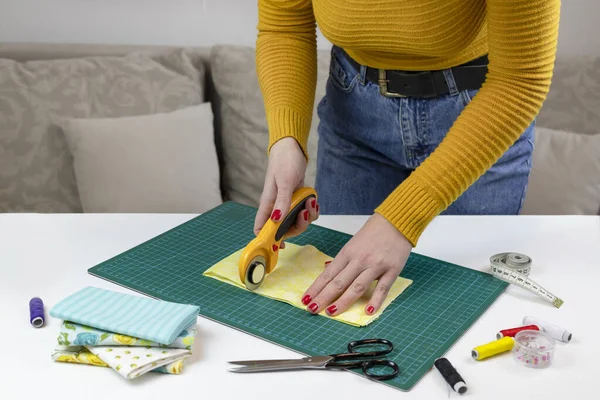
[50,287,199,345]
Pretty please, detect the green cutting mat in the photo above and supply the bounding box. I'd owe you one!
[88,201,507,391]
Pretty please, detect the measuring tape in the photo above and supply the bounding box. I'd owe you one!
[489,253,564,309]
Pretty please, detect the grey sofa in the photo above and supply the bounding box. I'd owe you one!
[1,42,599,215]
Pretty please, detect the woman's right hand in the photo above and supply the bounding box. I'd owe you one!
[254,137,319,241]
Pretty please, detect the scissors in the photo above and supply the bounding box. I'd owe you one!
[238,186,317,291]
[228,338,400,381]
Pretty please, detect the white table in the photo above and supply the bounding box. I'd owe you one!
[1,214,598,399]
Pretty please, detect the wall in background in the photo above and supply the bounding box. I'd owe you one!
[557,0,600,56]
[0,0,598,56]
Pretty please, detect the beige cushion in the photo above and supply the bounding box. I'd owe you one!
[537,55,600,136]
[209,44,330,206]
[60,103,222,213]
[0,49,205,212]
[521,126,600,215]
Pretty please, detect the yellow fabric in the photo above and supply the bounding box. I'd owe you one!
[203,243,412,327]
[256,0,560,245]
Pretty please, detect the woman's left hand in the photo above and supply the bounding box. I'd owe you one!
[301,213,413,316]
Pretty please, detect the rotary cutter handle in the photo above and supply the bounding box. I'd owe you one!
[238,187,317,291]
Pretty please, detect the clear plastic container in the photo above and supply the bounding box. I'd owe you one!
[513,329,556,368]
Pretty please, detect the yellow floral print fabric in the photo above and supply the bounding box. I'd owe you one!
[162,359,185,374]
[203,243,413,327]
[52,346,109,367]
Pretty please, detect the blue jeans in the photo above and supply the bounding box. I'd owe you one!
[315,46,534,216]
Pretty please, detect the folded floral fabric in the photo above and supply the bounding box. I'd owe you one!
[50,286,199,345]
[52,321,197,377]
[203,243,413,327]
[52,346,187,376]
[57,321,196,350]
[86,345,190,379]
[52,346,108,367]
[153,359,186,375]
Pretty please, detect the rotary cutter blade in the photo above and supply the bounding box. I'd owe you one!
[238,187,317,291]
[244,256,266,291]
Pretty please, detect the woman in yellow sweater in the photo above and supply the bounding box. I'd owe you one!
[253,0,560,317]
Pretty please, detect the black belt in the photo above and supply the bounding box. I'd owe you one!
[344,51,489,99]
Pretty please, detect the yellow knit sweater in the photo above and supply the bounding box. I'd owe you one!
[256,0,560,246]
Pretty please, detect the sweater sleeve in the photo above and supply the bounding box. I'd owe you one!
[375,0,561,246]
[256,0,317,159]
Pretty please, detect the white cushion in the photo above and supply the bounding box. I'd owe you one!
[61,103,222,213]
[521,126,600,215]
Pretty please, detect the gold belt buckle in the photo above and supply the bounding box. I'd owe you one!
[378,69,407,98]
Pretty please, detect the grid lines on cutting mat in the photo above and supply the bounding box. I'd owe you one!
[88,201,507,391]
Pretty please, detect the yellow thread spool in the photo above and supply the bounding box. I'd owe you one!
[471,337,514,360]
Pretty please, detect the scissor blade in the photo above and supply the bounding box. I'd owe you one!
[228,358,307,367]
[228,356,333,372]
[229,365,305,373]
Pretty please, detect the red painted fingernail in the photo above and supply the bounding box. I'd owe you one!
[316,204,320,213]
[301,295,312,305]
[367,306,375,315]
[326,305,337,315]
[272,244,278,252]
[303,210,309,221]
[271,209,282,221]
[311,199,316,208]
[325,260,332,266]
[308,303,318,313]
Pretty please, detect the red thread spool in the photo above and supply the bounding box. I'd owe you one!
[497,325,539,339]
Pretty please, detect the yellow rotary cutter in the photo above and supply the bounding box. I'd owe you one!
[238,186,317,291]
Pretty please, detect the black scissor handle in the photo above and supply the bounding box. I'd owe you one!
[331,338,394,361]
[362,359,400,381]
[327,338,398,380]
[347,338,394,357]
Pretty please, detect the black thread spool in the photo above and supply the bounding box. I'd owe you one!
[434,357,467,394]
